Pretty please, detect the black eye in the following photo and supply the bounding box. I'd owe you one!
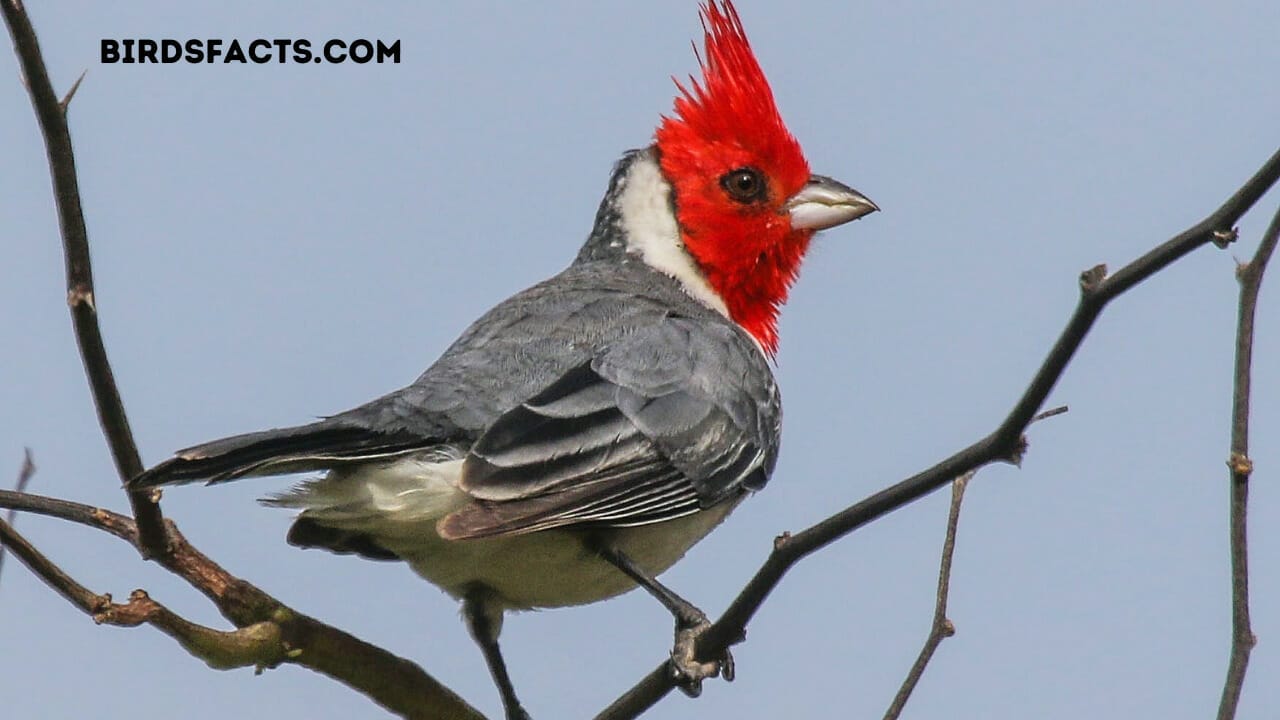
[720,167,767,204]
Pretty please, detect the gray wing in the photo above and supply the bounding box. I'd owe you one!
[132,260,780,515]
[438,316,779,540]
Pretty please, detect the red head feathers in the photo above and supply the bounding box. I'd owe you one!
[655,0,815,355]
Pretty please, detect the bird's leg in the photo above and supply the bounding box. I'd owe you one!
[593,543,734,696]
[462,587,531,720]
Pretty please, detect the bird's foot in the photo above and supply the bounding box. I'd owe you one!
[669,614,734,697]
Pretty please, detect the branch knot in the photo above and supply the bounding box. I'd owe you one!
[1227,452,1253,478]
[1079,264,1108,294]
[1212,227,1239,249]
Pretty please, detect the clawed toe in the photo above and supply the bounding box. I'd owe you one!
[669,619,734,697]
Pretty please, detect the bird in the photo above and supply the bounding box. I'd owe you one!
[131,2,876,718]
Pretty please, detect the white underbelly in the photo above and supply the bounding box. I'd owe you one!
[264,454,741,610]
[391,503,736,609]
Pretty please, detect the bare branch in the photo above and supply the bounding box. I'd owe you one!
[596,148,1280,719]
[0,489,486,720]
[0,516,290,670]
[0,449,36,579]
[2,0,167,557]
[1216,203,1279,720]
[884,472,971,720]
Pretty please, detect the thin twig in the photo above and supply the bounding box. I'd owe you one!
[884,472,971,720]
[0,488,485,720]
[883,408,1063,718]
[1032,405,1069,423]
[1215,204,1279,720]
[596,148,1280,720]
[0,449,36,580]
[1,0,168,557]
[0,489,138,544]
[0,513,102,612]
[58,68,85,112]
[13,449,35,497]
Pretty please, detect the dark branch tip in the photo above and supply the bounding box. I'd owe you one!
[1211,227,1239,249]
[1079,264,1108,294]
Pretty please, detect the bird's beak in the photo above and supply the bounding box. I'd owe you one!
[786,175,879,231]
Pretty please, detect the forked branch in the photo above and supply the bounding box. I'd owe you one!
[1,0,167,557]
[881,406,1064,718]
[0,488,485,720]
[0,515,289,671]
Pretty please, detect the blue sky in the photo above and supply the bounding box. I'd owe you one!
[2,2,1278,718]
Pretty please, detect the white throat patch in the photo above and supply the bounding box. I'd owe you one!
[617,154,731,318]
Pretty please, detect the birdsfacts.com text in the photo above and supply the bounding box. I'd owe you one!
[100,38,401,64]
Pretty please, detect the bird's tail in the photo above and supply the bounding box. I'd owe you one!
[130,419,432,488]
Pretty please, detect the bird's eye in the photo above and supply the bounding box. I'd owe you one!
[720,167,767,204]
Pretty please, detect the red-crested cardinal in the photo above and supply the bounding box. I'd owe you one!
[132,2,876,717]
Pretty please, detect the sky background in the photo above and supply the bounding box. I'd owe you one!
[2,2,1279,719]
